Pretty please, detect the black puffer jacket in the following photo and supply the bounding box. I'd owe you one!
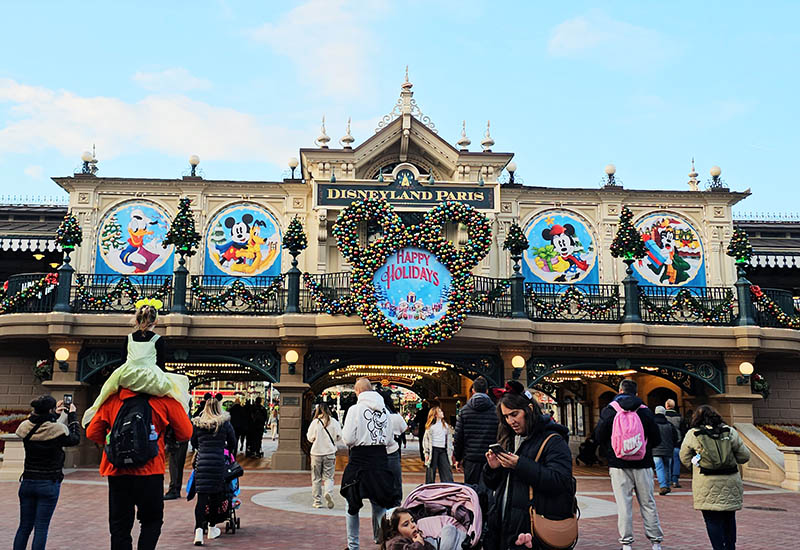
[483,417,575,550]
[653,414,679,457]
[594,393,661,469]
[16,412,81,482]
[454,393,499,462]
[191,415,237,494]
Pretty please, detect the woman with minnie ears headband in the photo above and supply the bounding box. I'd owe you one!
[82,299,191,427]
[483,381,576,550]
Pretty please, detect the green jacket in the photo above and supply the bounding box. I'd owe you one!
[680,425,751,511]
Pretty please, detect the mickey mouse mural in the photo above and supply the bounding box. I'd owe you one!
[204,204,281,277]
[95,201,173,275]
[522,210,598,284]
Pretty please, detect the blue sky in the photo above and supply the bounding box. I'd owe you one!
[0,1,797,214]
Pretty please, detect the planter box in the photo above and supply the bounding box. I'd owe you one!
[777,447,800,491]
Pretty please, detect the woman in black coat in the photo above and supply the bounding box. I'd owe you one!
[482,382,576,550]
[191,397,237,545]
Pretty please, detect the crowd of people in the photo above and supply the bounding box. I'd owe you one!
[12,303,755,550]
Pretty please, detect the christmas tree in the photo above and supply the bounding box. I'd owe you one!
[726,228,753,264]
[55,212,82,250]
[100,213,124,254]
[503,222,529,256]
[209,221,226,248]
[164,197,201,257]
[282,216,308,252]
[610,206,647,260]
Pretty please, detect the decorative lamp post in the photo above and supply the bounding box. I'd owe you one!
[507,161,517,184]
[603,164,621,187]
[727,228,755,325]
[188,155,200,177]
[511,355,526,380]
[610,206,647,323]
[288,157,299,179]
[503,222,529,318]
[707,165,728,191]
[736,361,754,386]
[282,216,308,313]
[53,212,82,312]
[163,197,202,314]
[285,349,299,375]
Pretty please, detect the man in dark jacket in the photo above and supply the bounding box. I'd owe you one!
[594,379,664,550]
[653,405,679,495]
[664,398,686,488]
[228,397,249,453]
[414,400,430,462]
[453,376,498,485]
[246,397,268,458]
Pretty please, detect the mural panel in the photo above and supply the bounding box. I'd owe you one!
[634,213,705,287]
[522,210,599,284]
[204,204,281,277]
[96,202,173,275]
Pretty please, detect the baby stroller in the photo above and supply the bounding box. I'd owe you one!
[187,449,243,535]
[402,483,482,549]
[575,435,600,466]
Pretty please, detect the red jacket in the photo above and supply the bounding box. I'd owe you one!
[86,388,193,477]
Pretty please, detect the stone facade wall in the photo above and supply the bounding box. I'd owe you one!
[753,364,800,425]
[0,345,45,411]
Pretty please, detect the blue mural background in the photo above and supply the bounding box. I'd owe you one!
[522,210,599,285]
[204,204,282,277]
[633,213,706,288]
[95,202,173,276]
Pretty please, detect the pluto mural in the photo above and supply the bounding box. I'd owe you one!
[204,204,282,277]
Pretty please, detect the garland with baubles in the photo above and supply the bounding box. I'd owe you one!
[55,213,83,250]
[610,206,647,260]
[726,228,753,265]
[190,275,284,310]
[318,199,492,348]
[163,197,201,257]
[639,287,735,324]
[283,216,308,252]
[472,279,511,306]
[0,273,58,314]
[526,285,620,318]
[503,222,529,256]
[750,285,800,329]
[75,275,172,310]
[33,359,53,382]
[302,273,356,315]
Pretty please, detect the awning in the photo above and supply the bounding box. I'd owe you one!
[750,254,800,269]
[0,237,61,253]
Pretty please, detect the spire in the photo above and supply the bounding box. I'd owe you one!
[688,157,699,191]
[457,120,471,151]
[316,116,330,148]
[402,65,412,90]
[340,117,355,149]
[481,120,495,152]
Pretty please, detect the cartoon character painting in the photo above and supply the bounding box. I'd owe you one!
[96,202,173,275]
[635,214,704,287]
[523,211,598,285]
[205,204,281,277]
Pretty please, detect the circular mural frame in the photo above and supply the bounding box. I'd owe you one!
[633,212,705,287]
[204,203,282,277]
[522,209,598,284]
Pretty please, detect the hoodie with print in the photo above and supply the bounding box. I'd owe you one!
[342,390,391,448]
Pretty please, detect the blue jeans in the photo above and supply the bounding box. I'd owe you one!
[672,447,681,484]
[653,456,672,489]
[346,501,386,550]
[14,479,61,550]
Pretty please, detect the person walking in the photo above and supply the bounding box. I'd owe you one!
[306,402,342,509]
[414,400,430,462]
[13,395,81,550]
[269,404,279,441]
[594,379,664,550]
[341,377,396,550]
[164,419,190,500]
[422,406,454,484]
[482,381,575,550]
[453,376,498,486]
[383,392,408,505]
[664,398,687,488]
[190,397,237,545]
[653,405,679,495]
[228,397,249,453]
[680,405,750,550]
[246,397,268,458]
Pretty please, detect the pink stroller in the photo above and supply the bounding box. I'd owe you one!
[402,483,483,549]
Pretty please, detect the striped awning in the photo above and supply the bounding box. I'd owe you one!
[750,254,800,269]
[0,237,61,253]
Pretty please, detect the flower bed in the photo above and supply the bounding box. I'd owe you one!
[0,409,29,453]
[757,424,800,447]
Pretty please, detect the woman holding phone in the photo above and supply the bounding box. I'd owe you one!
[14,394,81,550]
[483,381,575,550]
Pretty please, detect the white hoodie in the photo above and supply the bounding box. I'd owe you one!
[342,391,391,447]
[386,413,408,454]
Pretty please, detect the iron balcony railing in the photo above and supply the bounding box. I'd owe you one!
[638,285,735,326]
[470,276,512,317]
[753,287,797,328]
[188,274,285,315]
[524,282,622,322]
[301,271,352,313]
[2,272,57,313]
[73,274,174,313]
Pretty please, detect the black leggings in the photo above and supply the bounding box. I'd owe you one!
[194,493,211,529]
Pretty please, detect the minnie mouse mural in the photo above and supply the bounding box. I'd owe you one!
[522,210,598,285]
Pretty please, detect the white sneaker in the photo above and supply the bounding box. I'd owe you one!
[193,528,203,545]
[325,492,335,509]
[208,525,221,540]
[312,502,323,508]
[652,544,662,550]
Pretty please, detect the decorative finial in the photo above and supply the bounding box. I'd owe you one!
[402,65,412,89]
[340,117,355,148]
[457,120,471,150]
[688,157,699,191]
[316,116,330,148]
[481,120,495,152]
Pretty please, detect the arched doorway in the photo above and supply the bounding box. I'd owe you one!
[647,386,678,411]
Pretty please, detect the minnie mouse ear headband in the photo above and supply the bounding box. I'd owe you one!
[491,380,533,401]
[385,507,397,521]
[134,297,164,311]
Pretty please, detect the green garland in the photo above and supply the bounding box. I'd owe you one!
[163,197,201,257]
[750,285,800,329]
[526,285,620,317]
[283,216,308,252]
[610,206,646,260]
[726,228,753,265]
[55,213,82,250]
[0,273,58,314]
[302,273,356,315]
[191,275,284,310]
[503,222,529,256]
[471,279,511,307]
[319,199,492,348]
[639,287,735,324]
[75,275,172,310]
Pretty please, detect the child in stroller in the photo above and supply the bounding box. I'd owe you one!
[188,449,243,540]
[575,434,600,466]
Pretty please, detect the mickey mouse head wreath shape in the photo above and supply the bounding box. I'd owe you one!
[321,198,491,349]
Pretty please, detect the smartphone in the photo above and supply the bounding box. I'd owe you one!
[489,444,505,455]
[63,394,73,407]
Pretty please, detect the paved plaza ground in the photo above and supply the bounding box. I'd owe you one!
[2,439,797,549]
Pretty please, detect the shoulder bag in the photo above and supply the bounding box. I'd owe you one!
[529,433,579,550]
[321,419,347,456]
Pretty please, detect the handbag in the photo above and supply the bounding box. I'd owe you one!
[225,461,244,481]
[528,433,579,550]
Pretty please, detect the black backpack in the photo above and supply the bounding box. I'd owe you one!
[105,395,159,468]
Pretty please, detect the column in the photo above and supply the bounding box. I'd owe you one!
[709,352,762,425]
[271,344,310,470]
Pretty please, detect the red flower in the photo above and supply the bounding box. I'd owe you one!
[750,285,764,298]
[44,273,59,286]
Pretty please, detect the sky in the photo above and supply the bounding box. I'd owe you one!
[0,1,797,214]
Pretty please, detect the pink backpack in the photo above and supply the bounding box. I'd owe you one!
[609,401,647,460]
